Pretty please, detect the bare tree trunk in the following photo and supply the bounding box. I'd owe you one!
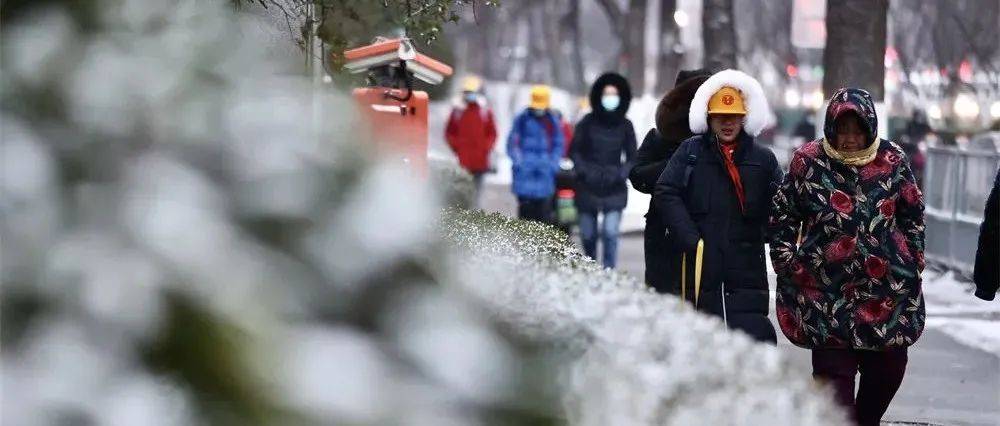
[477,8,497,79]
[656,0,682,94]
[624,0,648,94]
[823,0,888,100]
[527,6,550,83]
[565,0,587,92]
[702,0,737,70]
[541,1,565,88]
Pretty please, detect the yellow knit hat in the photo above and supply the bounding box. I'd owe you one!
[707,87,747,115]
[530,85,551,109]
[462,75,482,92]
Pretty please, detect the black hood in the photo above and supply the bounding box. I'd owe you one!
[589,72,632,124]
[824,88,878,145]
[655,73,711,147]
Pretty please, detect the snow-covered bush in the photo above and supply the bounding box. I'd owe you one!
[430,158,476,208]
[1,1,557,425]
[440,208,849,426]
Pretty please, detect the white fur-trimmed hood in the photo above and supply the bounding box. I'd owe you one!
[689,69,772,137]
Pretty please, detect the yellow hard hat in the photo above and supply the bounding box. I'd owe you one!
[530,85,551,109]
[707,87,747,115]
[462,75,482,92]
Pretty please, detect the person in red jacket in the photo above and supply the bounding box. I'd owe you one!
[446,76,498,206]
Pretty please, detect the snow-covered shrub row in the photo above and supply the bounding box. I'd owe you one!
[1,1,560,425]
[430,157,476,208]
[440,208,849,426]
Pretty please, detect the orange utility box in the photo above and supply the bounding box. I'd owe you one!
[343,38,453,175]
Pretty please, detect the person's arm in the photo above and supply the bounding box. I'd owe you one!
[654,141,700,252]
[506,115,521,165]
[629,129,668,194]
[895,157,926,273]
[445,109,460,153]
[767,151,805,274]
[550,115,564,172]
[569,119,594,181]
[619,122,639,180]
[974,172,1000,300]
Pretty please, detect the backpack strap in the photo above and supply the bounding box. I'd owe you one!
[682,137,702,189]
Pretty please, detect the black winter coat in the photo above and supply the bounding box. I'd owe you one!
[975,170,1000,301]
[629,73,710,293]
[571,73,637,212]
[654,132,783,343]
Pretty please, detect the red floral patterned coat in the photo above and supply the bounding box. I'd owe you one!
[769,132,926,349]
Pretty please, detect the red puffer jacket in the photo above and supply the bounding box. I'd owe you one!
[445,103,497,173]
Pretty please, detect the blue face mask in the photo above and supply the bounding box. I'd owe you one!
[532,108,547,117]
[463,92,477,103]
[601,95,620,111]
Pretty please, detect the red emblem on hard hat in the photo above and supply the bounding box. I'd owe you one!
[722,94,735,105]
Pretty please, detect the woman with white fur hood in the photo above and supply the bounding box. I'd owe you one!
[653,69,782,343]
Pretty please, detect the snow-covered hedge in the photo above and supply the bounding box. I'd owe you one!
[441,208,848,426]
[430,158,475,208]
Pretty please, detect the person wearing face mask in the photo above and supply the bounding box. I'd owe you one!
[507,84,564,223]
[653,69,782,343]
[446,76,498,207]
[568,73,637,268]
[769,88,926,426]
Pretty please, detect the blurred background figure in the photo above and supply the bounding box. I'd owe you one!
[446,75,498,207]
[974,170,999,301]
[570,73,637,269]
[551,108,578,235]
[506,84,564,223]
[629,69,711,293]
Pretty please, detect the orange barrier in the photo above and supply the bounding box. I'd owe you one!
[343,38,452,176]
[352,87,429,175]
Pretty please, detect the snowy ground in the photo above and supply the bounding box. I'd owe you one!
[920,270,1000,355]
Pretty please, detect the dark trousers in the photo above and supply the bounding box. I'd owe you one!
[517,196,551,223]
[812,348,908,426]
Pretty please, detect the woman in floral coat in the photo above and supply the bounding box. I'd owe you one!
[769,88,925,426]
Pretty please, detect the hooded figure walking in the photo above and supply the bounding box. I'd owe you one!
[769,88,926,426]
[569,73,638,268]
[629,69,712,293]
[653,69,782,343]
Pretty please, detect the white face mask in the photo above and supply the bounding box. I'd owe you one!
[601,95,620,111]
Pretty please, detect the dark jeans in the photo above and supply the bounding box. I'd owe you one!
[812,348,908,426]
[517,196,551,223]
[578,209,622,268]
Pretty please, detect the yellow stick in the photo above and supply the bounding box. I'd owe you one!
[694,239,704,307]
[681,252,687,302]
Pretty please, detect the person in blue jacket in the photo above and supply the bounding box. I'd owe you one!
[507,85,565,223]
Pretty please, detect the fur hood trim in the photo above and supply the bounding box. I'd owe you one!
[689,69,772,137]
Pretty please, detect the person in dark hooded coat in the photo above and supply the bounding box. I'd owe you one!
[569,73,638,268]
[654,69,782,344]
[974,170,999,301]
[629,69,712,293]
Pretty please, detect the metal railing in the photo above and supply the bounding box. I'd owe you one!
[923,137,1000,273]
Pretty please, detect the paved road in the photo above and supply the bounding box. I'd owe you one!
[478,183,1000,426]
